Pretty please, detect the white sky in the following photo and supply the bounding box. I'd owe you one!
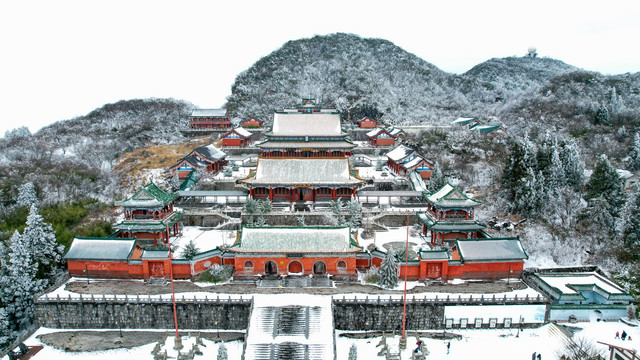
[1,0,639,135]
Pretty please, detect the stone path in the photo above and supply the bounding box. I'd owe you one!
[244,295,334,360]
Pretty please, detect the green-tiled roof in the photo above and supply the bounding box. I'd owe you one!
[416,212,485,231]
[113,212,182,232]
[456,238,527,262]
[115,183,178,207]
[419,250,449,261]
[425,183,482,208]
[64,237,136,261]
[231,226,361,253]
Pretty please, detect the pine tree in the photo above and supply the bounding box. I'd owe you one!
[223,166,233,177]
[255,215,267,226]
[621,193,640,261]
[0,307,10,347]
[16,182,38,208]
[217,344,228,360]
[626,133,640,172]
[258,200,272,214]
[579,196,615,233]
[243,198,258,214]
[594,103,610,125]
[348,343,358,360]
[22,204,62,282]
[514,167,542,216]
[627,304,637,320]
[503,134,537,201]
[377,248,398,289]
[561,139,585,191]
[297,215,306,227]
[346,199,362,214]
[1,231,41,333]
[329,200,344,214]
[429,161,446,192]
[547,146,565,190]
[585,155,625,216]
[180,240,199,260]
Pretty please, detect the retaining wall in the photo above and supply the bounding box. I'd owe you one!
[35,295,252,330]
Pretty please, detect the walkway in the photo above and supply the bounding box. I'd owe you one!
[243,295,334,360]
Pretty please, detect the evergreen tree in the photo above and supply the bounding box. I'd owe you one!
[514,167,543,216]
[594,103,610,125]
[536,131,554,179]
[223,166,233,177]
[258,200,272,214]
[0,307,10,347]
[346,199,362,214]
[428,161,447,192]
[621,193,640,261]
[547,146,565,190]
[243,198,258,214]
[22,204,62,282]
[297,215,306,227]
[217,344,228,360]
[348,343,358,360]
[585,155,625,216]
[579,196,615,233]
[329,200,344,214]
[180,240,199,260]
[0,231,41,333]
[255,215,267,226]
[377,248,398,289]
[627,304,637,320]
[502,134,537,201]
[626,133,640,172]
[16,182,37,208]
[561,139,585,190]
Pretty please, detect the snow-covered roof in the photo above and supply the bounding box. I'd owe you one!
[451,117,476,124]
[426,183,481,207]
[404,155,429,169]
[388,127,404,136]
[409,171,428,192]
[141,250,170,260]
[239,158,363,186]
[191,109,227,117]
[232,226,360,253]
[416,212,486,231]
[193,144,227,162]
[385,145,415,162]
[271,112,344,137]
[456,238,527,262]
[64,238,136,261]
[419,250,449,261]
[366,128,383,137]
[536,272,625,295]
[258,140,356,149]
[616,169,636,180]
[115,183,178,208]
[229,127,252,138]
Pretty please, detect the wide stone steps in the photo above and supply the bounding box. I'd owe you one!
[244,295,334,360]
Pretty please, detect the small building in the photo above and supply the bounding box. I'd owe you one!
[229,226,362,280]
[221,127,252,147]
[469,123,506,137]
[524,268,636,323]
[451,117,482,128]
[367,127,405,147]
[113,183,182,246]
[238,158,364,202]
[358,117,379,128]
[169,144,227,179]
[241,117,263,128]
[385,145,433,178]
[617,169,639,191]
[189,109,231,130]
[447,238,528,280]
[417,183,484,246]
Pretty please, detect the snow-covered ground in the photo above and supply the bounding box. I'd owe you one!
[5,327,243,360]
[170,227,236,256]
[336,321,640,360]
[358,226,429,253]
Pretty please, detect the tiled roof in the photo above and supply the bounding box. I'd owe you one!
[191,109,227,117]
[193,144,226,162]
[426,183,481,207]
[386,145,415,162]
[113,212,182,231]
[456,238,527,262]
[231,226,360,253]
[419,250,450,261]
[64,237,136,261]
[451,117,476,125]
[115,183,178,207]
[416,212,486,231]
[258,140,356,149]
[239,158,363,186]
[271,112,345,137]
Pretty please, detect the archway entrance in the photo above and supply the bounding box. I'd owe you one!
[288,261,303,274]
[265,261,278,276]
[313,261,326,275]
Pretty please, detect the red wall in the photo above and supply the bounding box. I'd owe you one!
[446,261,523,280]
[68,260,136,279]
[371,138,395,147]
[233,256,356,279]
[222,138,247,147]
[359,119,377,128]
[242,119,262,128]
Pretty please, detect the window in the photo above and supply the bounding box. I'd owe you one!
[445,319,453,328]
[243,260,254,271]
[460,318,468,328]
[474,318,482,328]
[489,318,497,328]
[503,318,512,328]
[336,260,347,272]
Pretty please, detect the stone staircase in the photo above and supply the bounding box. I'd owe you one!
[243,295,334,360]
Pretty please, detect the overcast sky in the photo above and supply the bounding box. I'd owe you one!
[1,0,638,135]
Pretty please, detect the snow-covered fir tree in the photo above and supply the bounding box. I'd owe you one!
[0,308,10,347]
[594,103,610,125]
[560,139,585,191]
[243,198,258,214]
[22,204,63,282]
[0,231,41,335]
[585,155,625,217]
[547,146,565,190]
[223,166,233,177]
[578,196,615,233]
[628,304,638,320]
[217,344,228,360]
[377,248,398,289]
[428,161,446,192]
[626,133,640,172]
[255,215,267,226]
[297,215,306,226]
[329,200,344,214]
[16,182,38,208]
[348,343,358,360]
[621,193,640,261]
[346,199,362,214]
[513,167,544,216]
[257,200,272,214]
[180,240,199,260]
[503,134,537,204]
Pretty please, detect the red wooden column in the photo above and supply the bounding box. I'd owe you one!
[269,188,274,202]
[351,188,356,199]
[249,188,254,198]
[331,189,336,201]
[290,188,294,203]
